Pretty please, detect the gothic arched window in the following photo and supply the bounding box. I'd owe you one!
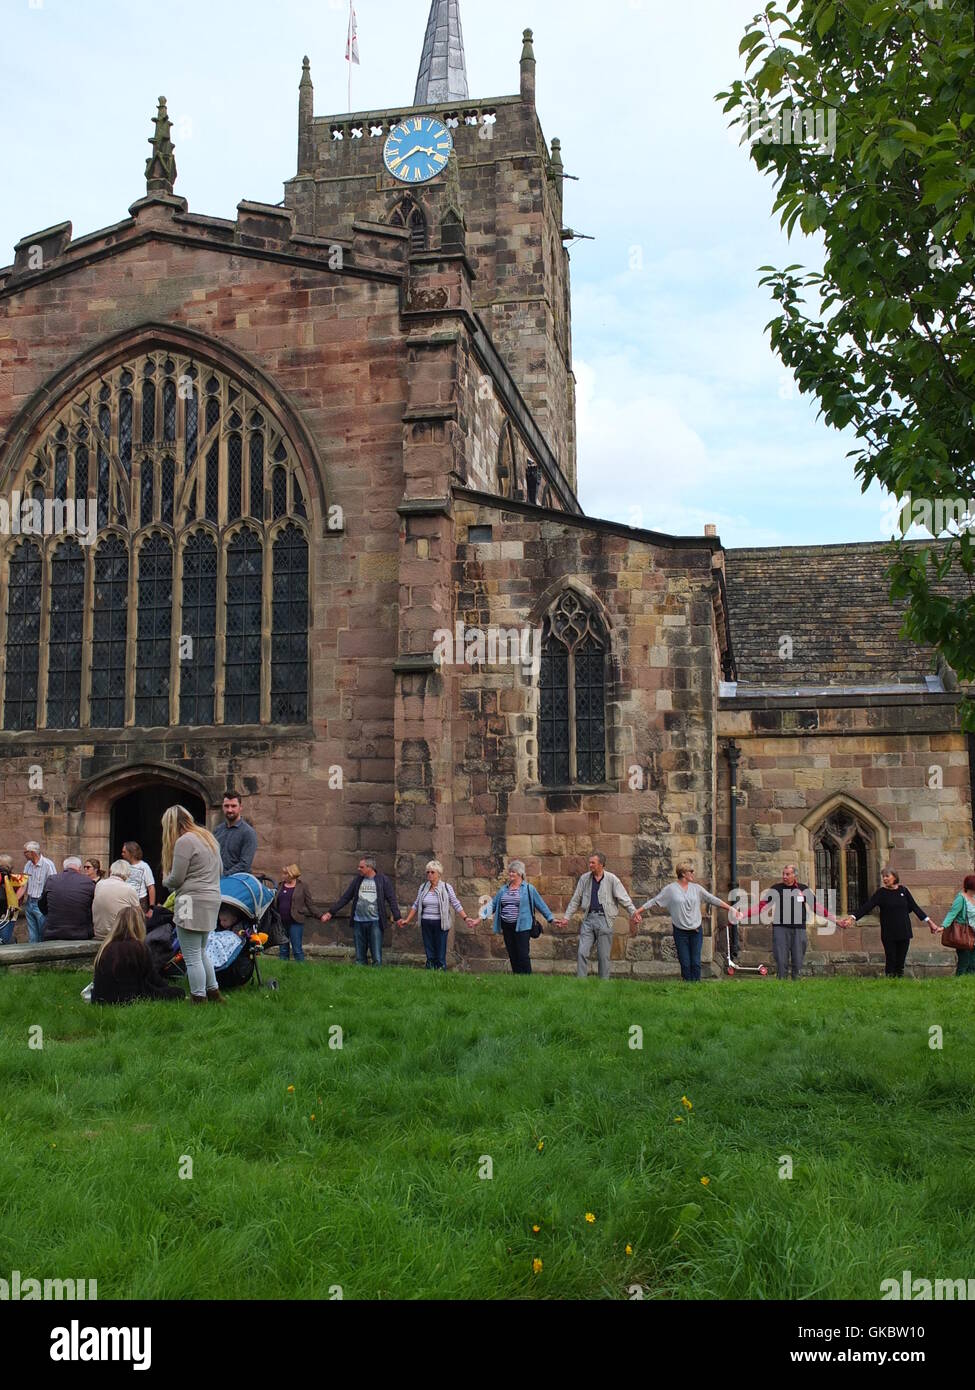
[390,198,427,252]
[538,591,608,787]
[812,807,875,916]
[1,349,313,730]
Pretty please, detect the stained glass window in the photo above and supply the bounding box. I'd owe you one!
[3,540,42,731]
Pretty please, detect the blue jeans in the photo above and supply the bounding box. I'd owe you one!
[353,918,382,966]
[25,897,45,944]
[279,923,305,961]
[421,918,448,970]
[0,913,15,945]
[673,925,703,982]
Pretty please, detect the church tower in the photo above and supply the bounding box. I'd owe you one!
[284,4,577,488]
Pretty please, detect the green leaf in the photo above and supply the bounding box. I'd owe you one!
[816,2,836,38]
[678,1203,703,1224]
[877,138,902,167]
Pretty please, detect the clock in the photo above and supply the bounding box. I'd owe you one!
[383,115,453,184]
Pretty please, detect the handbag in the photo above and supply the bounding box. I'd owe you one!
[941,899,975,951]
[524,878,544,938]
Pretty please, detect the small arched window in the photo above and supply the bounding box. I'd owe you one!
[813,807,875,916]
[390,198,427,252]
[538,591,608,787]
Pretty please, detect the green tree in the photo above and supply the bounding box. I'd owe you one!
[719,0,975,718]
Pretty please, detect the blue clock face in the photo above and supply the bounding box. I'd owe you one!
[383,116,453,184]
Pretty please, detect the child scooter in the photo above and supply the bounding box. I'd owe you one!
[724,915,768,976]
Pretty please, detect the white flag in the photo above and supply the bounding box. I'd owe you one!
[346,4,360,65]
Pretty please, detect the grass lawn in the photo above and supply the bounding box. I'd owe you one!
[1,964,973,1300]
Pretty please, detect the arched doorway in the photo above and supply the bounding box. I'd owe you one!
[109,784,206,890]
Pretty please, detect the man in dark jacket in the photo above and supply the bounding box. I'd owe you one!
[321,856,400,966]
[214,792,258,876]
[40,858,95,941]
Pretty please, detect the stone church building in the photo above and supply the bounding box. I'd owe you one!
[0,2,969,975]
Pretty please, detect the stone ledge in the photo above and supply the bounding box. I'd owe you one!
[0,941,97,973]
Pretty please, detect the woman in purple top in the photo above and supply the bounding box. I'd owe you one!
[398,861,478,970]
[276,863,325,963]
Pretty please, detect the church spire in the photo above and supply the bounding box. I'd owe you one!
[414,0,468,106]
[145,96,177,196]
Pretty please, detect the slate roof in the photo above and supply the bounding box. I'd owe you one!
[724,541,973,690]
[414,0,469,105]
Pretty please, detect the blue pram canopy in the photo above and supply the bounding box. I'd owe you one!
[220,873,275,923]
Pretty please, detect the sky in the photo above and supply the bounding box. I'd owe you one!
[0,0,900,547]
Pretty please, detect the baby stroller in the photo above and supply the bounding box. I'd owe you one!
[147,874,280,992]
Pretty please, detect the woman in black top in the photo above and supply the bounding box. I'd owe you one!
[841,869,936,977]
[91,906,184,1004]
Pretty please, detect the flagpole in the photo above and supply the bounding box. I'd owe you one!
[348,1,353,113]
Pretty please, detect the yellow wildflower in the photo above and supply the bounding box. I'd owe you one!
[532,1258,543,1275]
[585,1212,596,1224]
[532,1224,541,1234]
[537,1140,544,1151]
[625,1244,633,1256]
[700,1176,710,1186]
[287,1085,295,1093]
[681,1096,693,1110]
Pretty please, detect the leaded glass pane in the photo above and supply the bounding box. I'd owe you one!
[185,390,198,469]
[271,524,308,723]
[249,432,264,518]
[119,390,132,476]
[74,445,89,505]
[140,458,154,527]
[135,534,172,726]
[3,540,42,730]
[161,456,175,527]
[272,467,288,519]
[141,380,155,445]
[46,538,85,729]
[574,635,606,783]
[55,445,68,501]
[539,633,569,786]
[205,442,219,523]
[293,475,307,519]
[91,537,128,727]
[163,379,177,442]
[179,531,217,725]
[97,446,110,528]
[225,529,262,724]
[227,435,242,521]
[205,396,220,434]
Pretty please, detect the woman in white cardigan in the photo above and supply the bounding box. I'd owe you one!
[398,861,478,970]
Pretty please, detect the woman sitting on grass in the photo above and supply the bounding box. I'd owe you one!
[91,906,184,1005]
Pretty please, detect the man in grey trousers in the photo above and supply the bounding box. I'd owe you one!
[557,853,641,980]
